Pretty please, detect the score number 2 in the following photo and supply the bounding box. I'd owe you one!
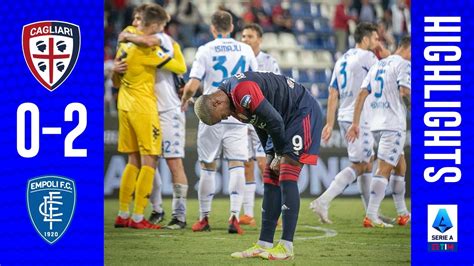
[17,102,87,158]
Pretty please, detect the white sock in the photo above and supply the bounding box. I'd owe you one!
[257,240,273,249]
[280,240,293,252]
[150,170,163,213]
[357,172,372,211]
[118,210,129,219]
[319,167,357,205]
[366,176,388,220]
[131,214,144,223]
[172,183,188,222]
[390,175,409,215]
[243,182,256,217]
[199,169,216,220]
[229,165,245,219]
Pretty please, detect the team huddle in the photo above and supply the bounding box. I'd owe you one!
[111,3,411,261]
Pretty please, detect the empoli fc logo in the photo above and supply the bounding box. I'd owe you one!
[27,175,76,244]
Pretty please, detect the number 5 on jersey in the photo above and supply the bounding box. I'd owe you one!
[374,69,385,98]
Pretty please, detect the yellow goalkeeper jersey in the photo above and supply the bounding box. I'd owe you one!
[115,26,186,114]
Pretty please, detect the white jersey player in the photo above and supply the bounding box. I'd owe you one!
[347,36,411,228]
[181,11,258,234]
[149,32,189,229]
[239,23,280,226]
[310,23,381,224]
[113,9,189,229]
[256,51,280,74]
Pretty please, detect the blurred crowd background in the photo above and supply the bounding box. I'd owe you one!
[104,0,411,115]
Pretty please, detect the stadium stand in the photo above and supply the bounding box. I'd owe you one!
[105,0,411,110]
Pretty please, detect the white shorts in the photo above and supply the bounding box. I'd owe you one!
[197,122,249,163]
[339,121,374,163]
[248,125,266,160]
[159,107,185,158]
[372,130,406,167]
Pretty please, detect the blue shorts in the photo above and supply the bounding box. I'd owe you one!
[284,97,323,165]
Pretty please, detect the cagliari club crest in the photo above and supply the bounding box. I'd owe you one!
[22,21,80,91]
[27,175,76,244]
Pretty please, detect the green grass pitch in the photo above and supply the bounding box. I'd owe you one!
[105,198,410,265]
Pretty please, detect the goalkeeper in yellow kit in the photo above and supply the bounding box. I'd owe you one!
[113,3,187,229]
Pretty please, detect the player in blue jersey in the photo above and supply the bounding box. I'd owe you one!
[240,23,281,226]
[194,71,323,260]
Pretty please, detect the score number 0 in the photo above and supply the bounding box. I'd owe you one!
[17,102,87,158]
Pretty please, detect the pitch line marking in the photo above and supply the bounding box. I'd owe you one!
[295,226,338,240]
[156,234,174,238]
[128,226,337,241]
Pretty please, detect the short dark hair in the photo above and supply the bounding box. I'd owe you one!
[211,10,233,33]
[243,23,263,38]
[142,3,169,26]
[398,35,411,48]
[354,22,378,43]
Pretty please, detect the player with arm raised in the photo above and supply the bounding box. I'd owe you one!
[112,4,185,230]
[113,5,189,229]
[239,23,281,226]
[194,71,323,260]
[310,22,383,224]
[180,11,258,234]
[347,36,411,227]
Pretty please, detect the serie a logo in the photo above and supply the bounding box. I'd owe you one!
[427,205,458,252]
[27,175,76,244]
[22,21,81,91]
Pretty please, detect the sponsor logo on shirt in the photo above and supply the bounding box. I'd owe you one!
[240,95,251,109]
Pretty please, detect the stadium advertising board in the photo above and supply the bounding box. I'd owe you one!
[104,113,412,198]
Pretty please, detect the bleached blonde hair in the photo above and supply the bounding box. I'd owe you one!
[194,95,214,125]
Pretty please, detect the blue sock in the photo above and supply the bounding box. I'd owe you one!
[259,183,281,244]
[280,180,300,242]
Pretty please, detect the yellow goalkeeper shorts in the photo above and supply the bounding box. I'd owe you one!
[118,109,162,156]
